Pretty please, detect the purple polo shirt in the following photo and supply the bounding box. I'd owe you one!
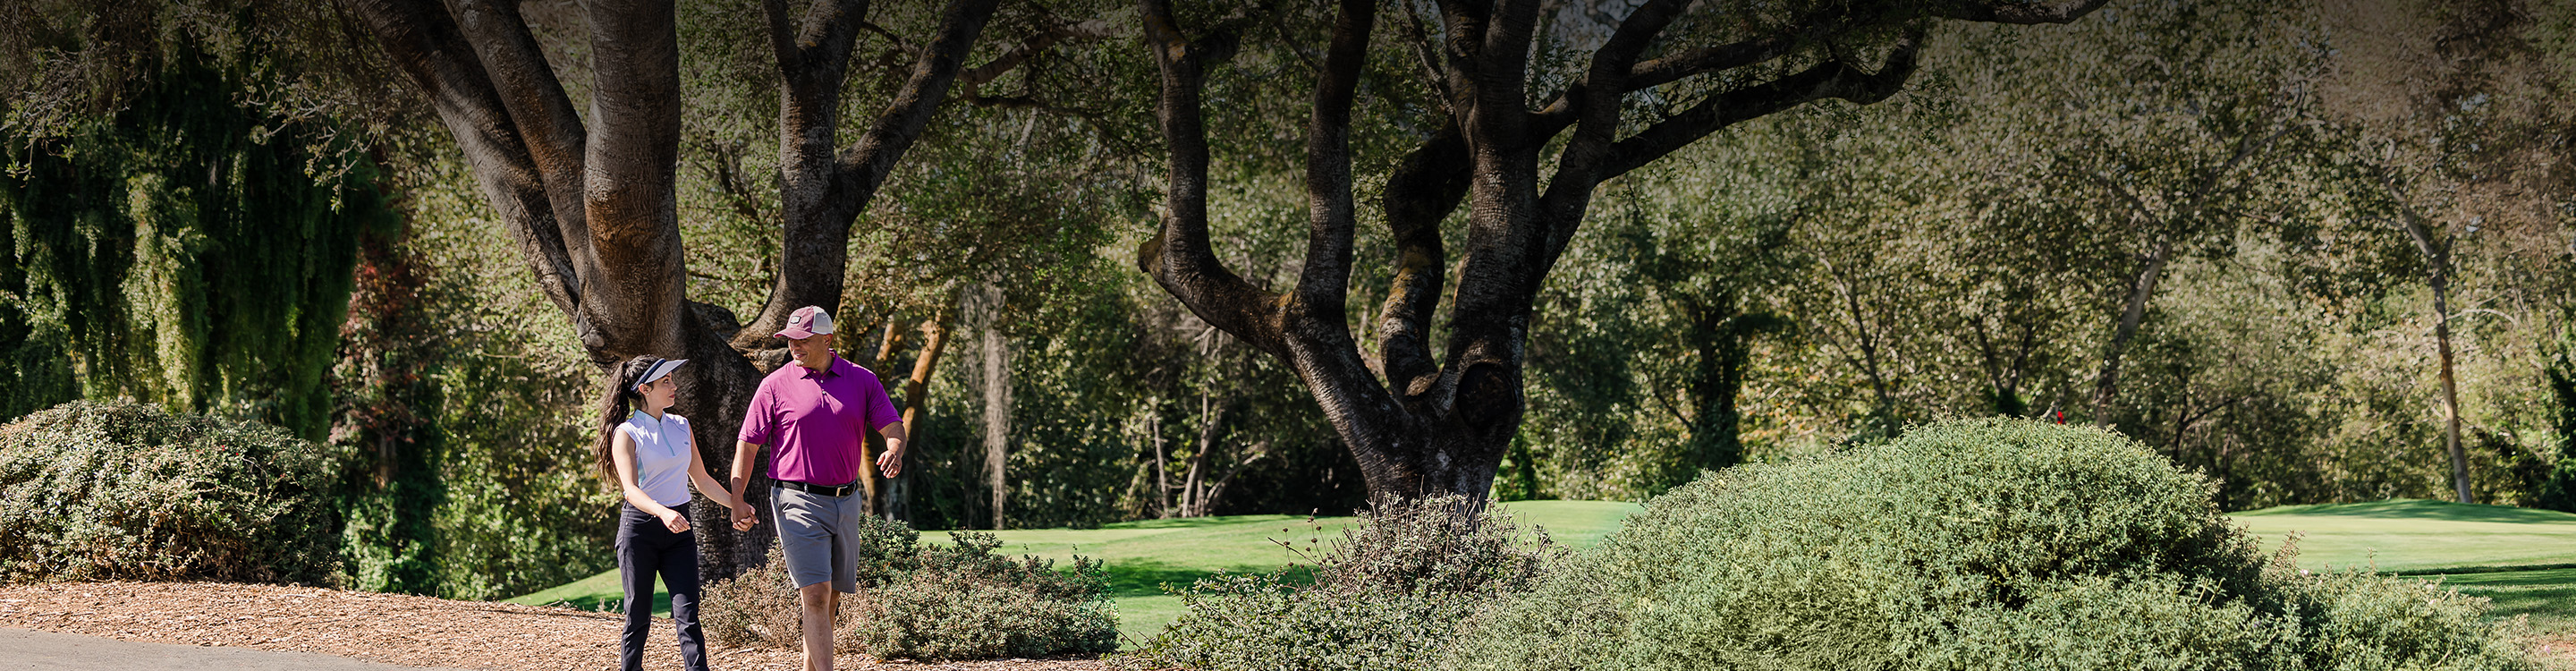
[738,353,902,486]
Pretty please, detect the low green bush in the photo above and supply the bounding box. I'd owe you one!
[0,400,343,585]
[1448,418,2532,671]
[702,514,1118,660]
[1120,496,1559,671]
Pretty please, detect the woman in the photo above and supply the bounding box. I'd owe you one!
[594,355,743,671]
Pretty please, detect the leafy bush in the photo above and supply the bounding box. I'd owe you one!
[702,514,1117,660]
[700,544,801,648]
[1121,497,1559,671]
[0,400,343,585]
[1447,418,2532,671]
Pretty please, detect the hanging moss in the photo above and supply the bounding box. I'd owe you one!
[0,47,386,439]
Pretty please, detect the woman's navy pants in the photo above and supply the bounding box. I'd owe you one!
[617,501,708,671]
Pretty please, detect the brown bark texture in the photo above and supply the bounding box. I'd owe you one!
[2391,191,2474,504]
[886,312,954,522]
[349,0,1021,578]
[1134,0,2108,502]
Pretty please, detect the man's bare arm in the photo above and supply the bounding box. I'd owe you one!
[731,439,763,527]
[875,421,909,479]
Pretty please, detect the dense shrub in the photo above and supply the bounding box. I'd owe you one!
[702,514,1117,660]
[1448,418,2532,671]
[2529,457,2576,514]
[0,401,343,585]
[1121,497,1558,671]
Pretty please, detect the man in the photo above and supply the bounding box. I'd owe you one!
[729,306,907,671]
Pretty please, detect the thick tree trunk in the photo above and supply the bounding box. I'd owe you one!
[1967,316,2041,417]
[678,316,769,578]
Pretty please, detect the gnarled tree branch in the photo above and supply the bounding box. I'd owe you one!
[448,0,596,291]
[1600,34,1924,184]
[344,0,581,323]
[1376,124,1466,402]
[1137,0,1286,358]
[735,0,1001,350]
[1281,0,1407,473]
[579,0,688,360]
[835,0,1004,202]
[1288,0,1375,331]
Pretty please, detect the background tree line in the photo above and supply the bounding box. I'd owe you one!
[4,0,2575,599]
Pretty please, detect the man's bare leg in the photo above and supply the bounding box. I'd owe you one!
[799,582,838,671]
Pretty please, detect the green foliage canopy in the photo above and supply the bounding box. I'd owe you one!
[0,47,390,437]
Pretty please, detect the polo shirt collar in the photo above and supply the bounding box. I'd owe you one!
[797,352,854,380]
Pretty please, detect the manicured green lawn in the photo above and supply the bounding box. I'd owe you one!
[2234,499,2576,572]
[2234,498,2576,635]
[500,499,1642,645]
[979,499,1642,646]
[503,564,671,616]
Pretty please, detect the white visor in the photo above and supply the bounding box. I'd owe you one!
[634,358,688,391]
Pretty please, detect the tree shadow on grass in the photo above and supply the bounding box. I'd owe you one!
[2416,568,2576,587]
[1099,560,1316,599]
[1098,514,1314,531]
[2240,499,2576,525]
[2441,582,2576,630]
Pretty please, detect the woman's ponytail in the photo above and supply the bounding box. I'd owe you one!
[593,355,658,483]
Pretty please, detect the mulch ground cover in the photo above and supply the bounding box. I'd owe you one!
[10,579,2569,670]
[0,581,1109,671]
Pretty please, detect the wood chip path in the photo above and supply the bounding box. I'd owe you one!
[0,582,1110,671]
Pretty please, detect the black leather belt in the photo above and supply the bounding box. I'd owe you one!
[777,479,858,497]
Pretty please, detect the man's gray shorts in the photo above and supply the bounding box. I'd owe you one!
[770,483,863,593]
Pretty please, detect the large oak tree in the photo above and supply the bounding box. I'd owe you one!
[343,0,1089,577]
[1135,0,2111,500]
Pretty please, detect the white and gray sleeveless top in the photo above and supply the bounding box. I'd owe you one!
[619,410,694,506]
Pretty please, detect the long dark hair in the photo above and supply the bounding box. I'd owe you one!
[593,355,661,482]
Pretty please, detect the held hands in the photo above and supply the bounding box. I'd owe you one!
[731,501,758,531]
[657,508,691,533]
